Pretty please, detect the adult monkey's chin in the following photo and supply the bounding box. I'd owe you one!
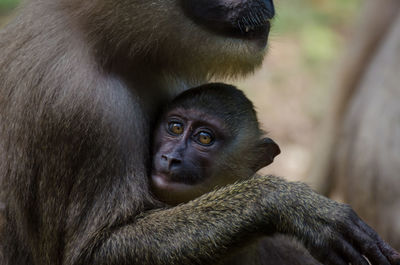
[171,0,274,79]
[181,0,275,45]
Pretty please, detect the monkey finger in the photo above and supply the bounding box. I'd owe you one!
[333,237,369,265]
[362,243,391,265]
[338,211,391,265]
[355,218,400,265]
[345,227,391,265]
[376,241,400,265]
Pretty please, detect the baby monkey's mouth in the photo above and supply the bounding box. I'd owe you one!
[151,173,203,198]
[151,171,203,186]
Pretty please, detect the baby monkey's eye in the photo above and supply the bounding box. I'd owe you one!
[168,122,184,135]
[195,131,214,146]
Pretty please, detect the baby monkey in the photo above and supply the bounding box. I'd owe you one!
[151,83,280,205]
[150,84,323,265]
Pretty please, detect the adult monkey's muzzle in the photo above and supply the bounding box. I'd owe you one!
[181,0,275,42]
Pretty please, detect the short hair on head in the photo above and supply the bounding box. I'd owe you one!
[168,83,260,135]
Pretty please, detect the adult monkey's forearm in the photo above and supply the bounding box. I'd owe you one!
[70,175,400,265]
[75,176,281,265]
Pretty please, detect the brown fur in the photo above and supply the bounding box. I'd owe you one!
[0,1,399,265]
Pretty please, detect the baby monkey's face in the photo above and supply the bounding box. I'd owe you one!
[151,105,280,206]
[151,107,231,205]
[150,84,281,205]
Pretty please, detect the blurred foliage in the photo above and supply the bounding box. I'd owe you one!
[274,0,361,68]
[0,0,19,14]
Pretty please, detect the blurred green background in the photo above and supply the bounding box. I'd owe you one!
[0,0,18,14]
[0,0,362,180]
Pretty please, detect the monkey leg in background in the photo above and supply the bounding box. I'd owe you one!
[308,0,400,195]
[331,14,400,249]
[308,0,400,250]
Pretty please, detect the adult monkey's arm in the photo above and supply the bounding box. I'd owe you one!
[66,176,400,265]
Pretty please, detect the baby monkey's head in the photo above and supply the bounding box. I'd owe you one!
[151,83,280,205]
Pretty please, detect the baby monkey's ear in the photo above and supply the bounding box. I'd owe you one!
[252,137,281,172]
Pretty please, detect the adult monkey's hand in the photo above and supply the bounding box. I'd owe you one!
[260,176,400,265]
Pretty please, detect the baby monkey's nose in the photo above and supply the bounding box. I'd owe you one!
[161,154,182,170]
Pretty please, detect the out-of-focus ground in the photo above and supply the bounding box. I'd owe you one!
[0,0,362,182]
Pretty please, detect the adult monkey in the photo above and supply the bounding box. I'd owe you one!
[0,0,399,265]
